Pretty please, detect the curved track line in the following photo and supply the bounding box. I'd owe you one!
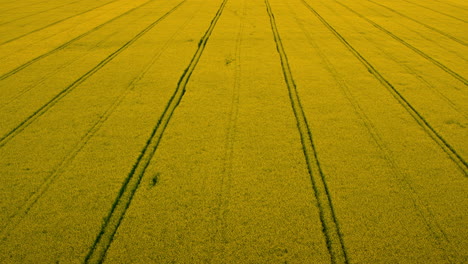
[401,0,468,23]
[366,0,467,46]
[0,8,197,241]
[0,0,184,149]
[0,0,120,45]
[265,0,348,263]
[0,0,153,81]
[83,0,229,262]
[327,0,468,85]
[301,0,468,175]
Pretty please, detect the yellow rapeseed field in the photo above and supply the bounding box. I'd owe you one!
[0,0,466,263]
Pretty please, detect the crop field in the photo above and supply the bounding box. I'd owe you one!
[0,0,467,263]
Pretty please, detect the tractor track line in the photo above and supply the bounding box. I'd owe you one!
[0,0,187,149]
[0,0,159,110]
[343,0,468,62]
[0,11,194,239]
[0,0,121,45]
[301,0,468,175]
[431,0,468,11]
[216,0,245,254]
[83,0,228,262]
[401,0,468,23]
[0,28,121,110]
[328,1,467,117]
[341,0,468,85]
[0,0,59,14]
[287,3,459,259]
[315,0,468,85]
[265,0,348,263]
[366,0,467,46]
[0,0,87,26]
[0,4,139,108]
[0,0,154,81]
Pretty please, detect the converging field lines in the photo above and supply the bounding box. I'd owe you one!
[1,0,467,262]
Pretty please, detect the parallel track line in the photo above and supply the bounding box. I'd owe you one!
[0,0,58,13]
[0,0,86,26]
[431,0,468,11]
[301,0,468,175]
[316,0,468,85]
[216,0,245,254]
[83,0,228,262]
[0,7,197,241]
[401,0,468,23]
[265,0,348,263]
[287,4,459,260]
[342,0,468,85]
[0,0,153,81]
[366,0,467,46]
[0,0,186,148]
[0,28,121,110]
[0,0,121,45]
[342,0,467,62]
[328,1,467,117]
